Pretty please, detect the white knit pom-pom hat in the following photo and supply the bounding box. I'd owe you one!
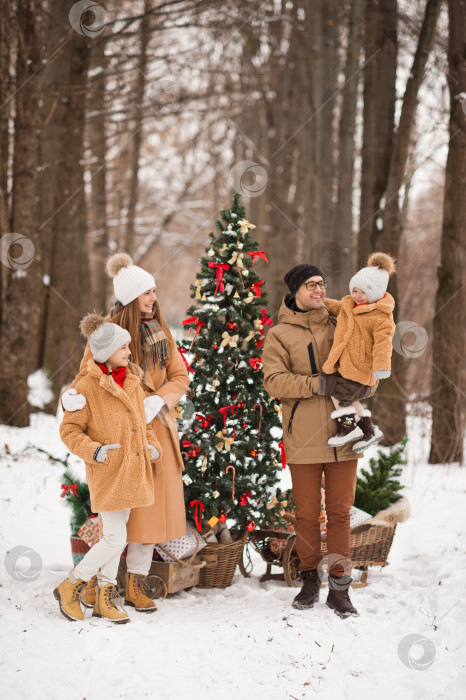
[105,252,156,306]
[349,252,396,303]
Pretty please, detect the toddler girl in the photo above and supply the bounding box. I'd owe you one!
[319,252,396,451]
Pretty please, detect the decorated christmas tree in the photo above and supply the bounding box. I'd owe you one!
[354,438,407,516]
[60,468,95,535]
[179,194,284,537]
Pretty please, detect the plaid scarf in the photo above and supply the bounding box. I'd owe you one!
[140,309,170,370]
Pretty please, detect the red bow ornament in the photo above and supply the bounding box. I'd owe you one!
[60,484,80,498]
[182,316,206,351]
[208,262,230,295]
[190,500,205,532]
[249,357,263,371]
[248,251,269,266]
[250,280,264,298]
[178,347,196,374]
[278,441,287,469]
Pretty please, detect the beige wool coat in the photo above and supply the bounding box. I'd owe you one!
[262,295,378,465]
[60,360,161,513]
[66,300,190,544]
[322,293,395,386]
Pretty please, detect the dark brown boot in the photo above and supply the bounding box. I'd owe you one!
[353,410,383,452]
[326,575,358,618]
[328,406,363,447]
[292,569,321,610]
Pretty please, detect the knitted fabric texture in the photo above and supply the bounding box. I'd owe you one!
[284,264,324,295]
[106,253,156,306]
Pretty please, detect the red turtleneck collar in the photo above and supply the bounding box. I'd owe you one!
[96,362,127,388]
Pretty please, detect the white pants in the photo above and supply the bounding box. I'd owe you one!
[126,543,155,576]
[72,509,130,586]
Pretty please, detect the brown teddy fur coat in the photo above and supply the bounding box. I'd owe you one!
[60,359,162,513]
[322,293,395,386]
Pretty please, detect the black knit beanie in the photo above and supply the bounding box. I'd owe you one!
[284,264,325,295]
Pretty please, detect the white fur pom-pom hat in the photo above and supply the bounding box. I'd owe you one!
[105,252,156,306]
[79,313,131,363]
[349,252,396,303]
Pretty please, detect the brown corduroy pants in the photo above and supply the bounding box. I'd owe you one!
[289,460,357,577]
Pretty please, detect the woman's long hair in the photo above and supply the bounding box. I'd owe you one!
[110,299,147,369]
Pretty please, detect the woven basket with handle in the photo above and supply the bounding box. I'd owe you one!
[197,532,247,589]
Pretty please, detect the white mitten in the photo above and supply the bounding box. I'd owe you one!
[374,370,391,379]
[62,388,86,411]
[143,395,166,424]
[146,444,160,461]
[94,444,121,463]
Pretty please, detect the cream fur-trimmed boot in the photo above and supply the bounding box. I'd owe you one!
[352,410,383,452]
[328,406,363,447]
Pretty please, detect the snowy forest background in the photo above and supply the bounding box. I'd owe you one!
[0,0,465,465]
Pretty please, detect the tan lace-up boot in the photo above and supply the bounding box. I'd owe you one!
[93,584,130,624]
[53,578,86,621]
[81,575,97,608]
[125,573,157,613]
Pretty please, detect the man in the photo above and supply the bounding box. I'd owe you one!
[262,264,377,618]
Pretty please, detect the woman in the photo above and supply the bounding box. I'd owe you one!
[62,253,189,612]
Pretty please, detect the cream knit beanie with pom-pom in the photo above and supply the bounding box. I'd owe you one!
[349,252,396,303]
[105,252,156,306]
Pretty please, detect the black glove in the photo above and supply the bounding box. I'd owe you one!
[318,372,371,408]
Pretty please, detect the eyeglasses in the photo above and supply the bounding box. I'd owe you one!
[303,280,327,291]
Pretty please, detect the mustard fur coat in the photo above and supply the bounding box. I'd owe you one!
[60,360,162,513]
[322,293,396,386]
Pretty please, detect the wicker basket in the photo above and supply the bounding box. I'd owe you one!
[70,535,90,565]
[197,534,247,589]
[320,523,397,568]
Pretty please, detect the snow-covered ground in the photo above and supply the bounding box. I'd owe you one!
[0,412,465,700]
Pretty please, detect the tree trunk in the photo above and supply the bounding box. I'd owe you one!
[332,0,366,298]
[41,21,91,398]
[0,0,42,426]
[429,0,466,464]
[36,4,70,372]
[372,0,442,445]
[358,0,397,269]
[0,0,14,329]
[317,0,339,245]
[123,0,151,255]
[87,37,109,312]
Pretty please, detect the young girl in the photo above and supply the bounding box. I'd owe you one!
[319,252,396,451]
[54,314,162,624]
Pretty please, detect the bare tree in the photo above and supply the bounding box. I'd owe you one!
[0,0,42,426]
[87,37,110,311]
[370,0,442,444]
[429,0,466,464]
[41,7,92,397]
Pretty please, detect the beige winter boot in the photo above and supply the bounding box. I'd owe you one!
[125,573,157,613]
[93,584,130,624]
[81,575,97,608]
[53,577,86,621]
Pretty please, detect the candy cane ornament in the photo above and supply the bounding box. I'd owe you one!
[225,465,236,501]
[253,403,262,435]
